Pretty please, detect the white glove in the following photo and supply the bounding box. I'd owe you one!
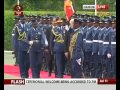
[107,53,111,58]
[92,52,94,55]
[98,52,99,55]
[76,58,81,65]
[29,41,33,45]
[64,52,69,59]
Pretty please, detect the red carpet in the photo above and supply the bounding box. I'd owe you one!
[4,65,71,78]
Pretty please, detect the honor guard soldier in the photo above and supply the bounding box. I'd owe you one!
[97,19,106,78]
[69,18,84,78]
[12,16,20,66]
[102,19,113,78]
[50,18,68,78]
[14,16,30,78]
[84,18,94,77]
[27,19,48,78]
[91,18,100,78]
[108,18,116,78]
[80,18,88,76]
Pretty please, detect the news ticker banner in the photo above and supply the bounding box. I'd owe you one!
[4,78,116,85]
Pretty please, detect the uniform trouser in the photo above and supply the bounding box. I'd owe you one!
[29,51,43,78]
[84,51,92,77]
[111,56,116,78]
[18,51,29,78]
[44,51,53,76]
[71,58,83,78]
[102,55,112,78]
[54,52,66,78]
[91,53,102,78]
[97,55,103,78]
[15,50,19,65]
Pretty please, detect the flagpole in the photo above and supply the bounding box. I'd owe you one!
[17,0,19,5]
[95,0,97,15]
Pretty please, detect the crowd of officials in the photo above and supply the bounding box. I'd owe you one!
[12,14,116,78]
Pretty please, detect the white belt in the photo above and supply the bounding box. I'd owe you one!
[111,42,116,44]
[86,40,93,43]
[83,39,86,41]
[103,42,109,44]
[93,40,99,42]
[98,40,103,43]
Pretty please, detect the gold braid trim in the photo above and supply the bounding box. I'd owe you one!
[69,31,79,59]
[16,26,27,40]
[52,28,64,43]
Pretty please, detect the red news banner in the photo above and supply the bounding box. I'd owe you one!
[4,79,25,85]
[4,78,116,85]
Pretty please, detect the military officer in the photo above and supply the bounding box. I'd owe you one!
[43,17,53,77]
[27,19,48,78]
[69,18,84,78]
[50,18,68,78]
[14,16,30,78]
[12,16,20,66]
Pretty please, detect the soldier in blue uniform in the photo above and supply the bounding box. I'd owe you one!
[12,16,20,66]
[80,18,88,77]
[43,17,53,76]
[84,18,94,77]
[102,19,113,78]
[27,19,48,78]
[108,19,116,78]
[14,16,30,78]
[91,19,100,78]
[69,18,84,78]
[50,18,68,78]
[98,19,106,78]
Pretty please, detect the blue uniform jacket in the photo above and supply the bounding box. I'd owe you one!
[50,26,66,53]
[15,23,29,51]
[102,27,113,55]
[85,26,94,52]
[72,28,84,64]
[27,27,47,52]
[92,27,100,53]
[109,29,116,57]
[98,27,106,55]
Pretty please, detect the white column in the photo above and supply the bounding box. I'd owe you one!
[95,0,97,15]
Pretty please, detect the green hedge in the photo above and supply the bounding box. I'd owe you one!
[5,0,116,11]
[4,10,115,50]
